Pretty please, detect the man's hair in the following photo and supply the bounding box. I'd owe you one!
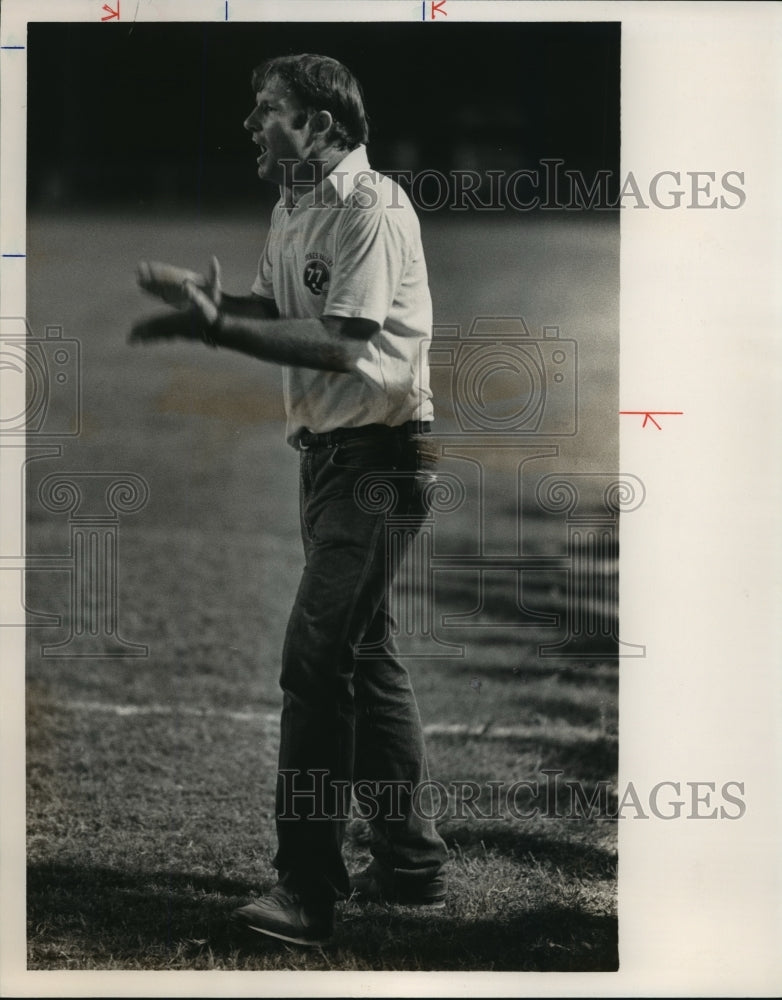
[252,53,369,150]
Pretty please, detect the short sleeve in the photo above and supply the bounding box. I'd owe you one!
[251,210,278,298]
[323,201,411,326]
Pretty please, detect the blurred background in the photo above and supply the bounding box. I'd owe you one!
[28,21,619,212]
[26,19,621,497]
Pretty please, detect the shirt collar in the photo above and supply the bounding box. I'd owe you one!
[322,145,371,202]
[281,145,371,211]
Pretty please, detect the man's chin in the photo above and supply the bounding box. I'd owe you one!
[255,155,276,182]
[257,165,285,188]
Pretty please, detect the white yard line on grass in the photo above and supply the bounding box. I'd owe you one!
[56,700,615,745]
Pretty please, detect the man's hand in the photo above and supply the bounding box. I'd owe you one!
[182,256,222,328]
[132,257,223,347]
[137,259,209,309]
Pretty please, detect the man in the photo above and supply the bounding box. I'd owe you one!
[130,53,448,947]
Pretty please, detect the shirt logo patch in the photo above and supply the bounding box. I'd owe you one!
[303,251,332,296]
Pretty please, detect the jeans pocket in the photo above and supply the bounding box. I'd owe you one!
[400,436,437,515]
[329,438,399,471]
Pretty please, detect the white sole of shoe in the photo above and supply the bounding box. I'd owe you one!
[243,921,331,947]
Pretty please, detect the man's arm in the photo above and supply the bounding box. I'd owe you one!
[213,311,377,371]
[130,291,376,373]
[129,306,376,372]
[220,293,280,320]
[131,255,378,372]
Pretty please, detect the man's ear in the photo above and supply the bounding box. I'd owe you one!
[309,109,334,140]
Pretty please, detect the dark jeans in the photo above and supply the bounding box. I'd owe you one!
[273,424,448,903]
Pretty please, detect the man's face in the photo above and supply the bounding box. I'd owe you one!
[244,76,316,187]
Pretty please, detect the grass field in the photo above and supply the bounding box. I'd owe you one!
[24,208,620,971]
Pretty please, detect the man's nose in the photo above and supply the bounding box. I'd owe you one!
[243,111,258,131]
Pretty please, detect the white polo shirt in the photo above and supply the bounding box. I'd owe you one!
[251,145,434,445]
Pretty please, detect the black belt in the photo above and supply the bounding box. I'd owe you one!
[296,420,431,450]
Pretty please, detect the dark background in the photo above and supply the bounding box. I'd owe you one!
[28,20,620,211]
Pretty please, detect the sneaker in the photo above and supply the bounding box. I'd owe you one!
[349,860,447,907]
[231,884,334,947]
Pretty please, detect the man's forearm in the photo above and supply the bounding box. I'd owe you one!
[131,290,366,373]
[215,311,352,371]
[220,293,279,320]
